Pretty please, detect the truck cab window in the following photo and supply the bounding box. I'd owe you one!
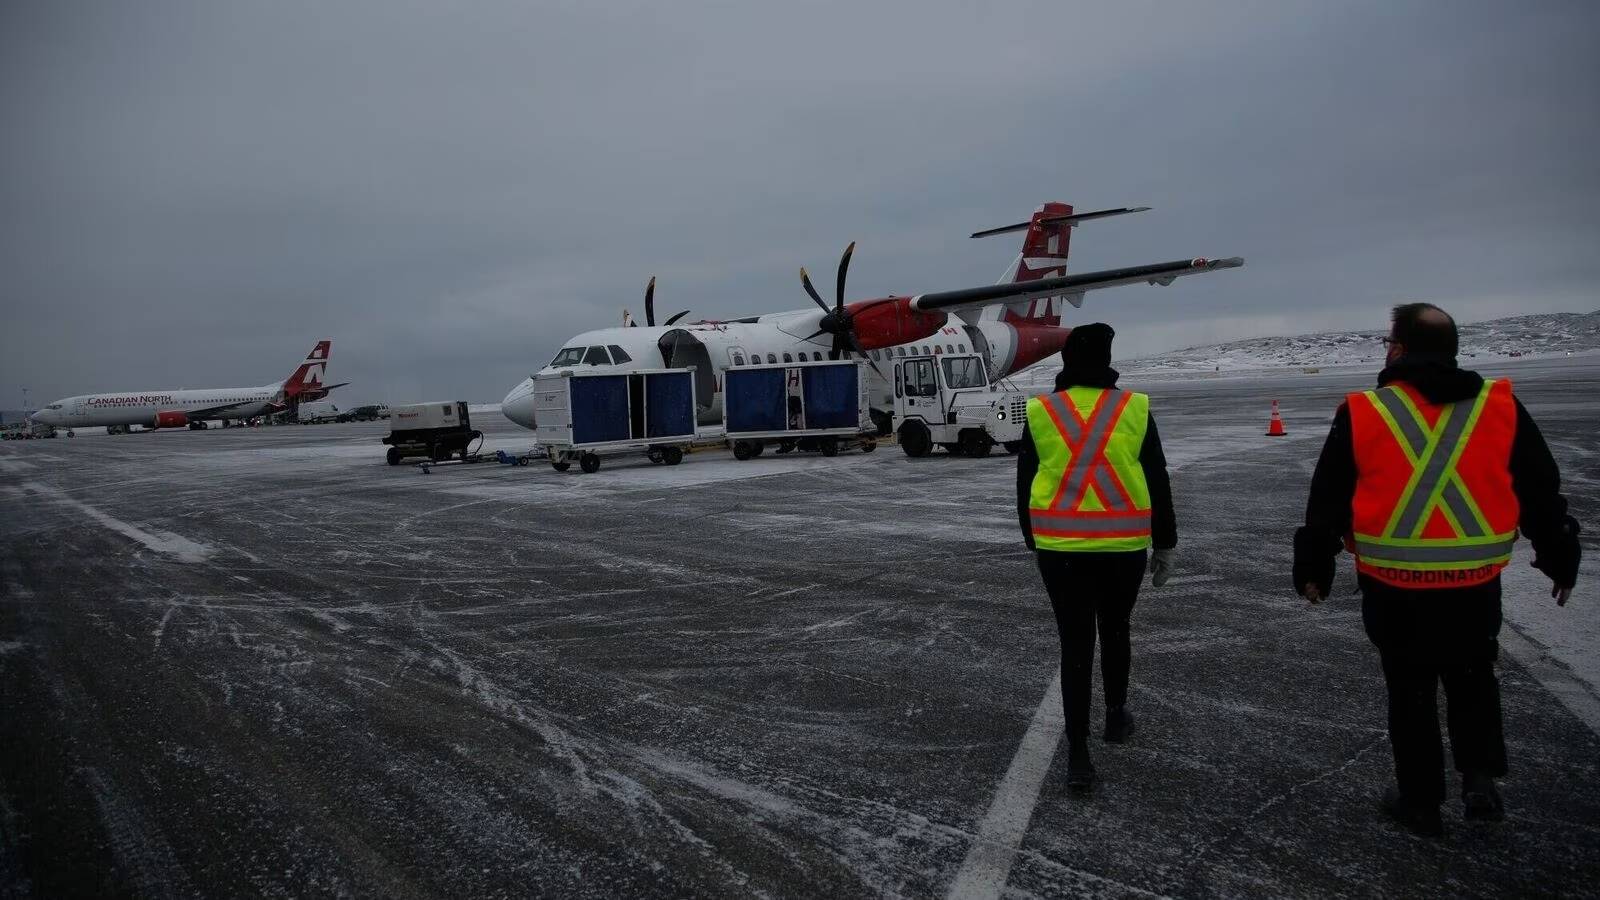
[607,345,633,363]
[583,346,611,365]
[942,355,987,389]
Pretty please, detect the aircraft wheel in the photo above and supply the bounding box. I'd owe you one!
[732,441,753,461]
[960,430,993,458]
[386,447,401,466]
[899,422,932,458]
[662,447,684,466]
[1004,440,1022,455]
[579,452,601,474]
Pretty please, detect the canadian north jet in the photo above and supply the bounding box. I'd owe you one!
[501,204,1243,434]
[31,341,344,435]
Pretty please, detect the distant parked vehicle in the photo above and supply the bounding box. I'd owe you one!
[296,400,343,424]
[347,404,390,422]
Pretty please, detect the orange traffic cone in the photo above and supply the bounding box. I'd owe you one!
[1265,399,1287,436]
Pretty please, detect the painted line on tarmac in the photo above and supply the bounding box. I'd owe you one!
[947,668,1063,900]
[20,481,214,563]
[1499,622,1600,736]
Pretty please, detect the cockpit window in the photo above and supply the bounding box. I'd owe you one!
[550,347,585,367]
[607,345,633,363]
[942,355,987,389]
[582,345,611,365]
[47,403,63,410]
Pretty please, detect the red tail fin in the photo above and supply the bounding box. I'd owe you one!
[970,203,1151,327]
[281,340,332,400]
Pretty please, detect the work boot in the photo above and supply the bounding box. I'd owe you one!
[1104,706,1137,744]
[1381,786,1443,837]
[1066,747,1096,795]
[1461,772,1505,822]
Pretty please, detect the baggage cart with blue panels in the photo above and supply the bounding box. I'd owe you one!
[721,359,876,459]
[531,368,699,473]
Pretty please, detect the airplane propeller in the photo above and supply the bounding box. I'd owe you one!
[799,241,889,376]
[630,276,690,327]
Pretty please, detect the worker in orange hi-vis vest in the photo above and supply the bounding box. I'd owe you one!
[1016,323,1177,795]
[1294,303,1582,837]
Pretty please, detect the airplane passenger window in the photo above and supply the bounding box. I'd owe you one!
[550,347,586,367]
[946,344,955,354]
[896,347,906,357]
[922,345,931,355]
[733,353,746,366]
[583,346,611,365]
[813,352,823,361]
[608,345,633,363]
[959,343,967,352]
[767,353,777,364]
[782,353,793,363]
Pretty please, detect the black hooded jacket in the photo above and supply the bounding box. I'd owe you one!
[1293,356,1581,595]
[1016,366,1178,552]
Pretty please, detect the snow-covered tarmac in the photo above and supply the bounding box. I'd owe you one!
[2,355,1597,897]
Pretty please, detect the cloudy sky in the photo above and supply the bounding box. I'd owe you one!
[3,0,1597,405]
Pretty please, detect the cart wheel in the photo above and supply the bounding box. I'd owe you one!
[732,441,753,461]
[647,449,665,464]
[662,446,684,466]
[431,443,452,462]
[386,447,401,466]
[751,441,766,457]
[579,452,601,474]
[552,460,570,472]
[899,422,932,458]
[960,430,993,458]
[1004,440,1022,455]
[820,437,839,457]
[859,439,876,453]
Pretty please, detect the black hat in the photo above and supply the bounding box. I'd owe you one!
[1061,322,1114,371]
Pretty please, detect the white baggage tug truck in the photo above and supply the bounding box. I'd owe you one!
[890,352,1028,457]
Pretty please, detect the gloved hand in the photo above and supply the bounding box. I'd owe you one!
[1531,515,1581,607]
[1149,549,1174,588]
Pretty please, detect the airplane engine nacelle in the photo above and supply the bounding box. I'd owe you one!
[848,297,948,351]
[153,411,188,429]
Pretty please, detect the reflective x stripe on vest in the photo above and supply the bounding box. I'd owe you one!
[1027,387,1151,551]
[1350,380,1517,584]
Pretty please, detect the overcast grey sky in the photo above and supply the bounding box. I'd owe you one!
[3,0,1597,405]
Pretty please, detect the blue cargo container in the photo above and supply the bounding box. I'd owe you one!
[722,360,873,459]
[532,368,698,473]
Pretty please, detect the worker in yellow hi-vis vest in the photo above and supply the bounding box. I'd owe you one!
[1016,323,1177,795]
[1294,303,1581,836]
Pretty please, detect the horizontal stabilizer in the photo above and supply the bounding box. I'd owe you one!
[970,206,1151,240]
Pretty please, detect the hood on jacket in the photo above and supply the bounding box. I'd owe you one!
[1055,322,1120,390]
[1377,353,1484,404]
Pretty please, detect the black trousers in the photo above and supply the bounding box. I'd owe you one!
[1036,549,1147,749]
[1360,575,1508,805]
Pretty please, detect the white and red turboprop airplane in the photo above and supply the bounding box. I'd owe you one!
[501,203,1243,433]
[30,341,344,435]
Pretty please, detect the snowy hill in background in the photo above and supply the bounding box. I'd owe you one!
[1012,310,1600,387]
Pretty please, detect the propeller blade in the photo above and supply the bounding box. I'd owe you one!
[799,267,829,313]
[845,331,885,378]
[644,276,657,327]
[664,310,690,325]
[834,241,855,313]
[800,328,828,342]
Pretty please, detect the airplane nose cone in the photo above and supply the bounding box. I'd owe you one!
[501,381,537,429]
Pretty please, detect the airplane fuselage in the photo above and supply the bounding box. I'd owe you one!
[501,305,1069,429]
[31,386,281,429]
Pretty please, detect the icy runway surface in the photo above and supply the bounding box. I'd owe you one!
[3,357,1598,897]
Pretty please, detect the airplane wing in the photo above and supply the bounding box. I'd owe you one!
[170,400,265,419]
[908,257,1243,314]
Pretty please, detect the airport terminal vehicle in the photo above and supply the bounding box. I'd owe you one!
[347,404,390,422]
[724,359,875,459]
[891,352,1027,458]
[532,367,698,473]
[501,202,1242,436]
[29,340,346,435]
[296,401,343,424]
[382,402,481,465]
